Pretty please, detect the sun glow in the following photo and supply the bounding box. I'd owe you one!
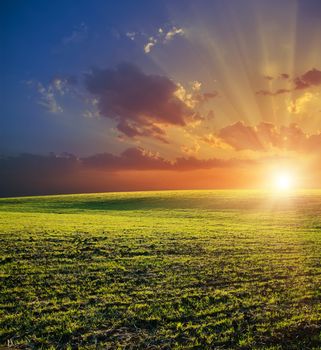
[275,173,293,190]
[274,172,295,191]
[264,162,305,193]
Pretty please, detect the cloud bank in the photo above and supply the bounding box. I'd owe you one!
[0,149,252,197]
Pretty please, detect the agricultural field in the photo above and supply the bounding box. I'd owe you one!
[0,190,321,349]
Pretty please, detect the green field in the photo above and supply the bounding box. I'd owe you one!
[1,190,321,349]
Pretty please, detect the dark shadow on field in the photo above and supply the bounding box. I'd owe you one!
[0,191,321,214]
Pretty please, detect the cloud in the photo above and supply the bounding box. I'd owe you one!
[280,73,290,80]
[82,147,240,171]
[84,63,200,141]
[2,142,320,197]
[287,92,320,114]
[174,83,218,110]
[36,82,63,113]
[144,36,157,53]
[257,68,321,96]
[256,88,291,96]
[116,120,168,143]
[218,121,264,151]
[26,76,76,114]
[83,147,172,171]
[0,153,80,197]
[36,80,68,113]
[263,73,289,81]
[143,26,185,53]
[200,133,231,150]
[144,37,157,53]
[191,81,202,91]
[0,148,255,197]
[174,83,198,109]
[181,142,201,155]
[0,148,248,176]
[293,68,321,90]
[164,26,184,42]
[216,121,321,153]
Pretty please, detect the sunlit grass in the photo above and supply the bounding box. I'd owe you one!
[0,190,321,349]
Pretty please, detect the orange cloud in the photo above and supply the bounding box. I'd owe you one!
[200,133,231,149]
[216,121,321,153]
[218,121,264,151]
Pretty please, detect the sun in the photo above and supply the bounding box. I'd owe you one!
[265,163,301,193]
[274,172,294,191]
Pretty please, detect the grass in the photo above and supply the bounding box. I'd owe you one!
[0,189,321,349]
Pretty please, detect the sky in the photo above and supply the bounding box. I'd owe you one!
[1,0,321,196]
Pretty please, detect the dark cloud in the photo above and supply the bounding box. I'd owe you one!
[116,120,168,143]
[256,88,291,96]
[280,73,289,80]
[293,68,321,90]
[85,63,200,142]
[257,68,321,96]
[0,148,253,197]
[0,153,79,177]
[83,147,241,171]
[0,153,80,197]
[263,73,289,81]
[83,147,172,171]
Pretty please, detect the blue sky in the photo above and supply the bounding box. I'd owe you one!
[1,0,171,154]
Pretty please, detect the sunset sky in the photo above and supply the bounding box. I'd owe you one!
[1,0,321,196]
